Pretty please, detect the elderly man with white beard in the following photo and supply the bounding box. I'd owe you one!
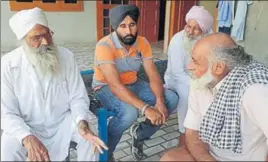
[1,7,107,161]
[161,33,268,161]
[164,6,213,145]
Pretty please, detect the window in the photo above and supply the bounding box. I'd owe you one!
[9,0,83,12]
[96,0,129,39]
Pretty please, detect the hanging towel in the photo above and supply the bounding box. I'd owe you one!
[218,0,233,28]
[231,1,253,41]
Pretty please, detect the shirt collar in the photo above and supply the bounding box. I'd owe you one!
[212,76,227,94]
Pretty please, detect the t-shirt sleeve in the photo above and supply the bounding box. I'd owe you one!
[140,38,153,60]
[95,41,116,66]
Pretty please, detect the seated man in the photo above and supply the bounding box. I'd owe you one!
[93,4,179,161]
[164,6,213,145]
[161,33,268,161]
[1,7,107,161]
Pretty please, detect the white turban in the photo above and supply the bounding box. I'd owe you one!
[185,6,213,34]
[9,7,49,40]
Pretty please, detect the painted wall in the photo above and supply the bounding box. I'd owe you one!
[238,1,268,65]
[1,1,97,50]
[199,0,217,16]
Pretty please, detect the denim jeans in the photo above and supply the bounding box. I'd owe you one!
[94,80,179,157]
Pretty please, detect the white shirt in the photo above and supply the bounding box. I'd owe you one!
[184,80,268,161]
[1,46,96,160]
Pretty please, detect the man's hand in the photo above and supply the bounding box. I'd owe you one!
[155,101,168,123]
[144,107,163,126]
[78,120,108,154]
[23,135,50,161]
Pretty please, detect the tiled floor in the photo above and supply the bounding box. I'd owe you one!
[1,42,177,161]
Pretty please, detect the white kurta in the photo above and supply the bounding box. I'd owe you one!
[184,81,268,160]
[164,30,191,133]
[1,46,98,161]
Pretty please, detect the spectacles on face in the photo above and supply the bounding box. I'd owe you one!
[184,24,202,35]
[28,30,54,43]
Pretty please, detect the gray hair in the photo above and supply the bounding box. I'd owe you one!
[209,45,252,70]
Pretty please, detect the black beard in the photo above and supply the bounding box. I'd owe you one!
[116,32,138,46]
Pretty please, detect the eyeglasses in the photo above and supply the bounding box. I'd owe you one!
[28,30,54,43]
[184,25,202,34]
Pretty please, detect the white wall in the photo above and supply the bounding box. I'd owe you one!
[238,1,268,65]
[1,1,97,50]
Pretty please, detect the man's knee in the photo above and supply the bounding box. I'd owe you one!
[164,89,179,113]
[1,133,27,161]
[119,104,138,125]
[117,104,138,128]
[160,146,194,161]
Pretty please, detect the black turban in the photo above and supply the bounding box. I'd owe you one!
[109,5,140,30]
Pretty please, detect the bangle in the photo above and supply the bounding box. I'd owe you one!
[141,104,150,116]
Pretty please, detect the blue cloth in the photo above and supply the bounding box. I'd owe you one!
[231,1,253,41]
[218,0,233,28]
[94,79,179,157]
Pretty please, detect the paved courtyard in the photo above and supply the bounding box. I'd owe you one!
[1,42,180,161]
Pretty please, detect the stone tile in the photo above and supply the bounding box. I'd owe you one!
[144,145,165,157]
[145,137,166,147]
[115,142,130,151]
[161,138,178,149]
[163,125,177,133]
[158,150,167,157]
[172,125,179,131]
[167,118,178,126]
[150,130,167,139]
[142,154,160,161]
[162,132,179,141]
[120,154,136,161]
[114,150,127,159]
[123,147,131,155]
[120,134,131,142]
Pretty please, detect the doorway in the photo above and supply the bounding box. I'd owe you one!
[158,0,166,41]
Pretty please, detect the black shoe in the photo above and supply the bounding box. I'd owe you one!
[130,124,147,161]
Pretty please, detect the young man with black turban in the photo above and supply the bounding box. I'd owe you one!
[92,5,179,161]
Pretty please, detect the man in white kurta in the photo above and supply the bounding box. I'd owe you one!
[161,33,268,161]
[164,6,213,144]
[1,7,107,161]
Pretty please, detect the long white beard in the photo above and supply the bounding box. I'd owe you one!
[183,33,202,54]
[23,42,59,78]
[189,69,216,90]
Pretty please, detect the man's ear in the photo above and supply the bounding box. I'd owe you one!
[212,62,226,76]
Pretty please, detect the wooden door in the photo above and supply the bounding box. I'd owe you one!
[96,0,160,43]
[132,1,160,42]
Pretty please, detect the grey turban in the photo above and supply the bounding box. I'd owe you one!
[109,5,140,30]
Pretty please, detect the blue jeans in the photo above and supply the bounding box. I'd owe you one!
[94,80,179,157]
